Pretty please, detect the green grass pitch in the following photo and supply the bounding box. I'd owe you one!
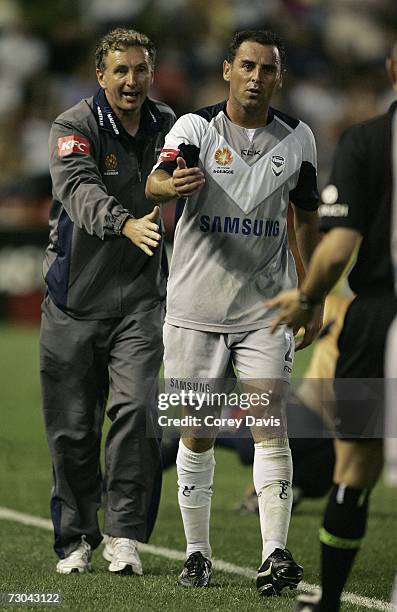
[0,323,396,611]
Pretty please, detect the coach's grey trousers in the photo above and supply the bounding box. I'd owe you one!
[40,296,164,558]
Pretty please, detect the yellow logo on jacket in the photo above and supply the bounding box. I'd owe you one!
[104,154,118,176]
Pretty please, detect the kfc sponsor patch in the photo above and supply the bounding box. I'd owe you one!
[159,148,180,161]
[58,135,91,157]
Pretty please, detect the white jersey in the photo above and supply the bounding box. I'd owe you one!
[153,101,318,333]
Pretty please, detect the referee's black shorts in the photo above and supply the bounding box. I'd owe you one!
[334,293,397,439]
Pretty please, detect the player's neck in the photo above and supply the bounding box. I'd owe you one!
[226,99,269,128]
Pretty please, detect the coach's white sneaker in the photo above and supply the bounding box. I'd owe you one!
[56,536,92,574]
[103,536,143,575]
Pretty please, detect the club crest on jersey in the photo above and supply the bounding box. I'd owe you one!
[214,146,234,174]
[215,147,233,166]
[103,153,118,176]
[271,155,285,177]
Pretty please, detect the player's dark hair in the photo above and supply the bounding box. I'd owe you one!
[226,29,286,71]
[95,27,156,72]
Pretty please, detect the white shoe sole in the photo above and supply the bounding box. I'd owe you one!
[102,545,143,575]
[56,563,92,574]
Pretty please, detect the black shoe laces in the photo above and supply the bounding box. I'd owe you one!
[185,552,207,576]
[272,548,293,562]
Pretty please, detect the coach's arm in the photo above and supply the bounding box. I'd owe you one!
[146,157,205,202]
[267,227,361,336]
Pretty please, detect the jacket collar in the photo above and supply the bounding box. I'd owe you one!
[389,99,397,116]
[94,88,163,139]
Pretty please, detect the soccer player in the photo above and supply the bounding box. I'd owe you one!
[40,29,175,575]
[268,42,397,612]
[146,29,321,595]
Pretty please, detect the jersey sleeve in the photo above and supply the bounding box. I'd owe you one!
[318,126,366,234]
[289,122,319,211]
[151,113,204,174]
[49,119,132,240]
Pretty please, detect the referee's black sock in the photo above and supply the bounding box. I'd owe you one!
[317,484,369,612]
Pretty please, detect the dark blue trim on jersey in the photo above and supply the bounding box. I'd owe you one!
[290,161,319,210]
[194,100,227,121]
[146,454,163,541]
[271,107,300,130]
[156,160,176,174]
[193,100,300,129]
[161,241,169,279]
[174,197,187,229]
[51,466,65,558]
[45,209,73,309]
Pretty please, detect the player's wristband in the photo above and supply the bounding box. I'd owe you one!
[299,291,322,311]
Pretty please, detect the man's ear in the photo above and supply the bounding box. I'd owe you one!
[96,68,105,88]
[223,60,231,83]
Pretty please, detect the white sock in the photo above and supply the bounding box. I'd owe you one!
[253,439,293,563]
[392,574,397,607]
[176,440,215,559]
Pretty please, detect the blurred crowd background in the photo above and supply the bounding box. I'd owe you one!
[1,0,397,322]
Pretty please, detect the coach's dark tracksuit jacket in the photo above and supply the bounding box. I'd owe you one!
[45,89,175,318]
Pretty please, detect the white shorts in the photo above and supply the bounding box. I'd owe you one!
[163,322,294,382]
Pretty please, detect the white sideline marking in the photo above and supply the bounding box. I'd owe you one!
[0,507,394,611]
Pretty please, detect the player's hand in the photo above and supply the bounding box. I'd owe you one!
[122,206,161,256]
[266,290,323,351]
[170,157,205,197]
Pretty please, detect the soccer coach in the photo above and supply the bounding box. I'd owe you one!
[40,29,175,575]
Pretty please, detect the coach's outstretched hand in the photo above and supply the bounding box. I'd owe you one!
[122,206,161,256]
[171,157,205,197]
[266,289,324,351]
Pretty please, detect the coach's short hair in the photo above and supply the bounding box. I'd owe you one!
[95,28,156,72]
[226,29,286,71]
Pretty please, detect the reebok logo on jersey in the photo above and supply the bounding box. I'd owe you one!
[200,215,279,237]
[271,155,285,176]
[241,149,260,157]
[159,148,180,161]
[58,135,91,157]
